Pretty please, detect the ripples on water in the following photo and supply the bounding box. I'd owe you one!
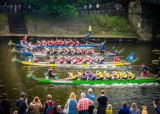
[0,38,160,113]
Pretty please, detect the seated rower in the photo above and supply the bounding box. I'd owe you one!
[47,67,58,79]
[81,73,87,80]
[114,55,120,62]
[96,71,104,80]
[141,63,149,76]
[128,71,135,79]
[66,72,77,80]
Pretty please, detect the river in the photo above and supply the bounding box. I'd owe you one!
[0,37,159,113]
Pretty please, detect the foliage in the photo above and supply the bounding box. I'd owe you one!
[86,14,135,35]
[21,0,78,16]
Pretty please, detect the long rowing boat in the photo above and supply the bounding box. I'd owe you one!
[8,40,97,49]
[152,49,160,54]
[26,72,160,85]
[11,47,119,57]
[12,56,132,68]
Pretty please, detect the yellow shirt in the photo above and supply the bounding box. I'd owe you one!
[106,109,112,114]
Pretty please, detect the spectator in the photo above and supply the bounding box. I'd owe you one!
[0,93,11,114]
[86,88,95,114]
[153,100,160,114]
[14,4,17,13]
[15,92,28,114]
[89,4,93,10]
[96,3,100,10]
[106,104,112,114]
[129,103,140,114]
[141,105,148,114]
[64,92,77,114]
[118,102,129,114]
[0,104,4,114]
[97,90,108,114]
[43,94,57,114]
[57,105,63,114]
[77,92,94,114]
[84,5,87,10]
[29,96,43,114]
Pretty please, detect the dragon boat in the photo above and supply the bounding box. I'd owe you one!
[12,55,138,68]
[8,40,97,49]
[26,72,160,85]
[152,49,160,55]
[11,47,123,57]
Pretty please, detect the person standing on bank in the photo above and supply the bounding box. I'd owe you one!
[86,88,95,114]
[15,92,28,114]
[64,92,77,114]
[118,102,129,114]
[97,90,108,114]
[0,93,11,114]
[77,92,94,114]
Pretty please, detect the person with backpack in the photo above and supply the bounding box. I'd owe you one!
[44,94,57,114]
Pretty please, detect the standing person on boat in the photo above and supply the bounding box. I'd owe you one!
[97,90,108,114]
[29,96,43,114]
[43,94,57,114]
[141,63,149,76]
[64,92,77,114]
[15,92,28,114]
[86,88,95,114]
[99,43,106,55]
[21,36,27,45]
[77,92,94,114]
[0,93,11,114]
[118,102,129,114]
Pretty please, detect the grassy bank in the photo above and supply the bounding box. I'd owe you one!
[0,13,137,36]
[25,14,137,36]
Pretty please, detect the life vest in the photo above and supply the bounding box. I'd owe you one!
[114,56,119,62]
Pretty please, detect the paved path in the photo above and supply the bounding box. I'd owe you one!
[1,34,140,39]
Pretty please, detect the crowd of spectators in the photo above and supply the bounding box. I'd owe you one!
[0,89,160,114]
[0,2,32,14]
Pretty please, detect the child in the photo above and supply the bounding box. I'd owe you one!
[106,104,113,114]
[141,105,148,114]
[57,105,63,114]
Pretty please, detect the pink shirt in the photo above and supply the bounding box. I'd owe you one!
[77,98,93,111]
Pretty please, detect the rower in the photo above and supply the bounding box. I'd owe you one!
[21,36,27,45]
[114,49,119,56]
[114,55,120,62]
[46,67,57,79]
[141,63,149,76]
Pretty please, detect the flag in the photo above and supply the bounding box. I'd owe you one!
[126,52,134,63]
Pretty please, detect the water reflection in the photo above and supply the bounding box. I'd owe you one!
[0,37,159,113]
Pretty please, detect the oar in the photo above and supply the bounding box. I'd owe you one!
[11,47,16,53]
[11,55,17,62]
[132,57,140,63]
[8,40,15,46]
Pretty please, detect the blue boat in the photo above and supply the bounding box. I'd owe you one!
[8,40,97,49]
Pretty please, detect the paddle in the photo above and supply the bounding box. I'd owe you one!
[8,40,15,46]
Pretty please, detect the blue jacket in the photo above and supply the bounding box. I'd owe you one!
[155,107,160,114]
[99,45,106,51]
[118,106,129,114]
